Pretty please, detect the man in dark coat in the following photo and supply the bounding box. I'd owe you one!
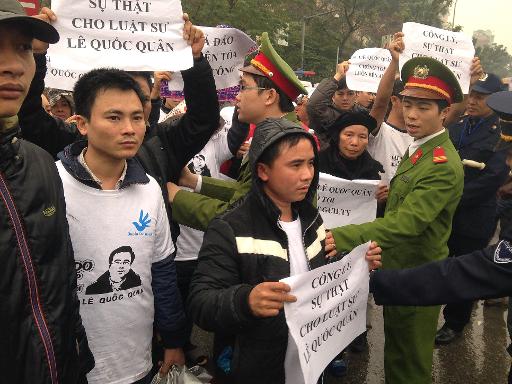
[436,73,510,345]
[0,1,94,382]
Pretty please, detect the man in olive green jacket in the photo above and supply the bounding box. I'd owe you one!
[331,55,464,384]
[167,32,307,231]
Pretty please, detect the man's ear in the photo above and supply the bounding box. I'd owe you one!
[440,105,451,121]
[264,88,279,107]
[75,115,89,136]
[256,162,270,182]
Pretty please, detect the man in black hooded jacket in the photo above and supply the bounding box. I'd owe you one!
[187,118,381,383]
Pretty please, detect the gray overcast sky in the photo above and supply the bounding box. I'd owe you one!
[450,0,511,53]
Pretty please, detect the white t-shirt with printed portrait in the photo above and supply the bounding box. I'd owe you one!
[367,122,413,184]
[56,161,175,384]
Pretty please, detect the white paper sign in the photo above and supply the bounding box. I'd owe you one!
[44,55,86,91]
[317,173,379,229]
[48,0,193,71]
[282,242,370,384]
[346,48,392,93]
[165,26,257,92]
[400,22,475,93]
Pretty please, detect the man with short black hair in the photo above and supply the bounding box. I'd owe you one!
[307,61,366,148]
[0,1,93,382]
[57,67,187,384]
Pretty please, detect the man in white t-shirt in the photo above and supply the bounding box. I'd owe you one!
[56,68,187,384]
[368,33,413,185]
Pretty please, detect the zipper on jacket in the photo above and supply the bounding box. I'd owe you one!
[0,172,59,384]
[301,211,320,271]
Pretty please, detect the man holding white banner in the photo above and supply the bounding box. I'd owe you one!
[187,118,381,384]
[330,56,465,383]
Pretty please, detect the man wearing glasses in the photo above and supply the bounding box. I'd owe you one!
[168,32,309,232]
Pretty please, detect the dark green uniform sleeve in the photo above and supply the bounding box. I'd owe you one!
[332,163,461,252]
[172,162,252,231]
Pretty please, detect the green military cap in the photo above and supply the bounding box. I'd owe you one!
[400,57,463,104]
[240,32,307,100]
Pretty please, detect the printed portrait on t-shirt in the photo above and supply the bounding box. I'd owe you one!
[86,245,142,295]
[187,154,211,177]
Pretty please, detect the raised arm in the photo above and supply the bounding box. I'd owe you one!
[370,33,404,132]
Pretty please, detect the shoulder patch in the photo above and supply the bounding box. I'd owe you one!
[433,146,448,163]
[494,240,512,264]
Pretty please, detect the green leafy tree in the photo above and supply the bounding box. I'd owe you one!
[475,43,512,79]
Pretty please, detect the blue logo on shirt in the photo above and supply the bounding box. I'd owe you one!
[132,210,151,232]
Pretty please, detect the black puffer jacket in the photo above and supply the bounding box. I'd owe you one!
[188,119,327,383]
[0,128,93,384]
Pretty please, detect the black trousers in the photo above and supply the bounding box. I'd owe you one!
[442,233,491,332]
[175,259,199,342]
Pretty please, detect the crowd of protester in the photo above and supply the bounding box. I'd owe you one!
[2,0,512,383]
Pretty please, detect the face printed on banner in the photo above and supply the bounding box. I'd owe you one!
[333,88,356,111]
[236,73,271,124]
[0,23,36,118]
[466,90,494,118]
[51,97,73,120]
[76,88,146,161]
[338,125,369,160]
[257,137,315,210]
[402,97,449,139]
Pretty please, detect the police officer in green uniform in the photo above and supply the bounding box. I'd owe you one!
[330,56,465,384]
[167,32,308,231]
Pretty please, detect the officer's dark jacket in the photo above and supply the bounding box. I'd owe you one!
[448,114,509,239]
[18,54,220,241]
[187,128,327,383]
[371,218,512,307]
[0,128,94,383]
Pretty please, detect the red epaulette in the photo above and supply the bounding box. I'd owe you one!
[433,146,448,163]
[411,148,423,165]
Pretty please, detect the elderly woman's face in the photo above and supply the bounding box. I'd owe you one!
[338,124,369,160]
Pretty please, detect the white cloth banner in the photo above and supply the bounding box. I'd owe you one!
[400,22,475,94]
[48,0,193,71]
[346,48,392,93]
[165,26,257,92]
[282,242,370,384]
[317,173,379,229]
